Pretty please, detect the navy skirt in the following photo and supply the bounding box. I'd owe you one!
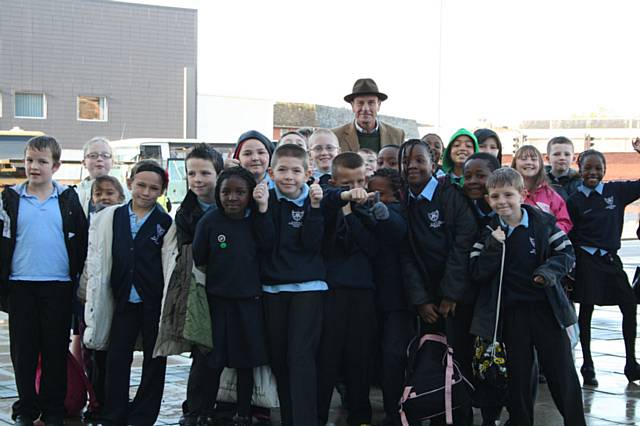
[206,295,268,369]
[572,248,633,306]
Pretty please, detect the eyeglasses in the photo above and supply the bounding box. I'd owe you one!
[85,152,112,160]
[311,145,338,153]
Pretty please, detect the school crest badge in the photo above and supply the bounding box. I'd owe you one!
[150,224,166,245]
[529,237,536,254]
[428,209,444,228]
[604,196,616,210]
[288,210,305,228]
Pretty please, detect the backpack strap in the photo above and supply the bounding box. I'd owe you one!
[444,345,454,425]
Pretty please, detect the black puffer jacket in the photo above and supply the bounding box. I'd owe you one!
[469,204,577,341]
[402,178,478,306]
[0,182,88,285]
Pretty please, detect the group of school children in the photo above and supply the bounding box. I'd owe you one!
[0,128,639,426]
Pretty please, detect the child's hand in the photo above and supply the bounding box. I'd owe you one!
[633,137,640,154]
[341,188,375,205]
[224,148,240,169]
[371,201,389,220]
[309,183,323,208]
[491,227,506,243]
[253,182,269,213]
[417,303,439,324]
[438,299,457,319]
[533,275,546,286]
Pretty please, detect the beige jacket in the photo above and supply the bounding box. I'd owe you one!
[332,120,405,152]
[82,205,178,350]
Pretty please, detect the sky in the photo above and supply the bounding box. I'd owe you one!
[123,0,640,127]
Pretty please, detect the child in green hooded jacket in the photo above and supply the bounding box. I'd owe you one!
[442,128,480,186]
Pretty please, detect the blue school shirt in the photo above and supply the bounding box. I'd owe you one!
[10,182,70,282]
[262,183,328,294]
[128,203,156,303]
[409,176,438,201]
[576,183,608,256]
[499,208,529,237]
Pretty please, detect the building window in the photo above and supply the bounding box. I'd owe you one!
[15,93,46,119]
[78,96,107,121]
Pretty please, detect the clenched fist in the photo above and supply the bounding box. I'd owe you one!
[310,183,323,208]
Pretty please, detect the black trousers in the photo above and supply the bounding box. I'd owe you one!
[380,310,415,426]
[8,281,72,421]
[103,302,167,426]
[263,291,323,426]
[317,288,377,426]
[503,302,586,426]
[86,349,107,412]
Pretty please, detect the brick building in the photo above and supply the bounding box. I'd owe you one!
[0,0,197,149]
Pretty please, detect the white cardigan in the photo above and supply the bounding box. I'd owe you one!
[82,205,178,350]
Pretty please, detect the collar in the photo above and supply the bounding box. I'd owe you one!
[17,181,62,199]
[275,183,309,207]
[409,176,438,202]
[578,182,604,197]
[128,201,156,221]
[354,119,379,135]
[473,199,496,218]
[313,169,331,179]
[197,198,214,212]
[499,208,529,234]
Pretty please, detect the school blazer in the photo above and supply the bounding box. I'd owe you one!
[469,204,577,341]
[332,121,405,152]
[82,205,178,350]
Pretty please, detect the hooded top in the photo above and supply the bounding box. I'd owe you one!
[442,128,479,185]
[474,128,503,165]
[232,130,275,160]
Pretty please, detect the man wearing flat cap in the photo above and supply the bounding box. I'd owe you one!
[332,78,405,153]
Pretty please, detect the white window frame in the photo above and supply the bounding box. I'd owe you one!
[0,92,3,117]
[77,95,108,122]
[15,92,47,119]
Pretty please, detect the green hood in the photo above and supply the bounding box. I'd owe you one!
[442,128,480,184]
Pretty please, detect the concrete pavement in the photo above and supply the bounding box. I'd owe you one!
[0,240,637,425]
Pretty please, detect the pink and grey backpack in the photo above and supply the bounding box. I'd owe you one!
[399,331,474,425]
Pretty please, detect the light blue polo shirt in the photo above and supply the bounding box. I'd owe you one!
[10,182,70,282]
[262,183,328,294]
[127,202,156,303]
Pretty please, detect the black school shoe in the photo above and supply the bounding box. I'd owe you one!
[43,416,65,426]
[14,415,33,426]
[580,365,598,386]
[624,362,640,382]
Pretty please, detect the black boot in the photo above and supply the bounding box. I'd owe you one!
[580,364,598,386]
[624,361,640,382]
